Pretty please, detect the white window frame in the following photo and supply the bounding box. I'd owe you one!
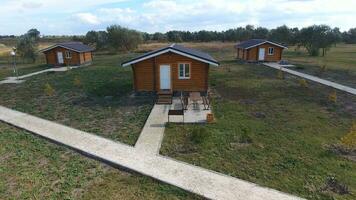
[178,63,191,79]
[65,50,72,59]
[268,47,274,55]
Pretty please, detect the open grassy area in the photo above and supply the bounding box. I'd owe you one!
[0,122,200,199]
[161,46,356,200]
[0,50,200,199]
[0,42,355,199]
[284,44,356,87]
[0,53,152,145]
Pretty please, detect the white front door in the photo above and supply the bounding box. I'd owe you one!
[160,65,171,90]
[57,52,64,64]
[258,48,265,61]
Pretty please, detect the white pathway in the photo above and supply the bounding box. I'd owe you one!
[263,62,356,95]
[0,105,303,200]
[0,66,81,85]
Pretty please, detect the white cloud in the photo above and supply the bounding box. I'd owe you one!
[1,0,356,35]
[75,13,100,25]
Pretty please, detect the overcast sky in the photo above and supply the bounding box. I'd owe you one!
[1,0,356,35]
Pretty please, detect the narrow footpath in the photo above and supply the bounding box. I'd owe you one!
[263,62,356,95]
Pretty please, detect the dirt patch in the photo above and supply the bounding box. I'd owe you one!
[321,176,350,195]
[328,144,356,162]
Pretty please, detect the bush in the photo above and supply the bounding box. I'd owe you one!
[276,70,284,79]
[44,83,55,96]
[239,127,253,143]
[299,78,308,88]
[190,127,209,144]
[328,90,337,103]
[73,76,82,87]
[340,122,356,149]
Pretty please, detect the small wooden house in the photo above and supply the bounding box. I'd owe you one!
[122,44,219,95]
[40,42,94,66]
[235,39,287,62]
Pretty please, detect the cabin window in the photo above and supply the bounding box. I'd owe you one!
[65,51,72,59]
[178,63,190,79]
[268,47,274,55]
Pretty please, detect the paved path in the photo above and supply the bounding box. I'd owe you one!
[135,104,169,155]
[0,66,81,85]
[0,105,303,200]
[263,62,356,95]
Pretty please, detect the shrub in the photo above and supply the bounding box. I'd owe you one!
[328,90,337,103]
[276,70,284,79]
[44,83,55,96]
[239,127,253,143]
[299,78,308,88]
[340,122,356,149]
[73,76,82,87]
[190,127,209,144]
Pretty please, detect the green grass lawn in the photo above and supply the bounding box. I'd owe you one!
[161,60,356,200]
[0,122,200,200]
[0,51,200,199]
[284,44,356,87]
[0,42,355,199]
[0,53,152,145]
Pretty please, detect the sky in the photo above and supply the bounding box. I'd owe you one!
[0,0,356,35]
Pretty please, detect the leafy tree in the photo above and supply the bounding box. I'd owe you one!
[85,30,98,45]
[253,27,269,39]
[107,25,143,51]
[269,25,291,45]
[16,29,40,63]
[298,25,337,56]
[342,28,356,44]
[27,28,40,41]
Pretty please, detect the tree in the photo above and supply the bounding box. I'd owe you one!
[253,27,269,39]
[16,29,41,63]
[85,30,98,45]
[269,25,291,45]
[16,35,38,63]
[342,28,356,44]
[107,25,143,51]
[298,25,337,56]
[27,28,40,41]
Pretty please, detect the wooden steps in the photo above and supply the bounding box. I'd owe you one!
[157,90,173,104]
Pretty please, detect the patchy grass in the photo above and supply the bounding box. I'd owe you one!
[284,44,356,87]
[0,53,152,145]
[161,45,356,200]
[0,122,200,200]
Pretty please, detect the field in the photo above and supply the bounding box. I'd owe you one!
[284,44,356,87]
[0,41,356,199]
[0,48,200,199]
[159,43,356,200]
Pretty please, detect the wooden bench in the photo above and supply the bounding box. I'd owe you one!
[168,109,184,123]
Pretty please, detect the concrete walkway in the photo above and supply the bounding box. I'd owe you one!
[263,62,356,95]
[0,105,303,200]
[0,66,81,85]
[135,104,170,154]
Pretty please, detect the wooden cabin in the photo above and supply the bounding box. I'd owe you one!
[235,39,287,62]
[40,42,94,66]
[122,44,219,102]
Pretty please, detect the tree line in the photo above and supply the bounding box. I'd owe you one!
[4,24,356,63]
[82,24,356,57]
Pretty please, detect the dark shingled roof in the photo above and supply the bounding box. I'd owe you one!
[41,42,94,53]
[122,44,219,66]
[235,39,287,49]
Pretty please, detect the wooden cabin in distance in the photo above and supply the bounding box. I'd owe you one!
[40,42,94,66]
[122,44,219,103]
[235,39,287,62]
